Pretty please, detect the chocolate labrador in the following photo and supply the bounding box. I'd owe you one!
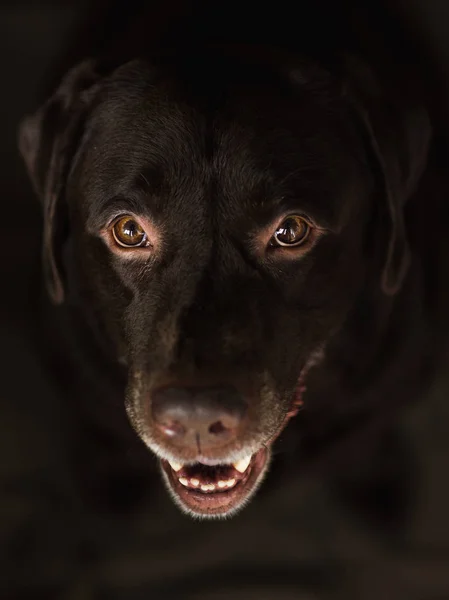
[19,36,446,519]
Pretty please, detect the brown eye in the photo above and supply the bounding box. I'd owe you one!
[112,216,148,248]
[272,216,310,247]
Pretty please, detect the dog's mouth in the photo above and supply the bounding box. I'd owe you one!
[160,447,270,518]
[153,349,325,518]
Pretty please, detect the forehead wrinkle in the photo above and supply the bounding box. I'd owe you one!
[211,124,272,220]
[77,95,212,218]
[209,116,363,231]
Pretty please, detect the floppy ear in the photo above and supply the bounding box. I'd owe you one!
[343,55,432,295]
[18,59,103,304]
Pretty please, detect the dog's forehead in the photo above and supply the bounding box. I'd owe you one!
[76,61,366,229]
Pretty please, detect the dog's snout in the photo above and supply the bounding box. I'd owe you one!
[151,385,247,452]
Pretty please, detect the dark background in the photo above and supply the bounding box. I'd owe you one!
[2,1,449,598]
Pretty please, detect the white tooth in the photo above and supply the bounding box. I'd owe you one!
[233,455,251,473]
[179,477,189,487]
[217,480,227,488]
[200,484,216,492]
[226,478,236,487]
[190,478,200,487]
[169,460,184,472]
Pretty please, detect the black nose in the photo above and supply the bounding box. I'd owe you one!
[151,385,247,452]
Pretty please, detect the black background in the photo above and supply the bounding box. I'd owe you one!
[2,1,449,598]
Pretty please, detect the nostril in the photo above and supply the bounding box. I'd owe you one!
[151,385,247,448]
[208,421,227,436]
[152,387,192,437]
[159,421,186,438]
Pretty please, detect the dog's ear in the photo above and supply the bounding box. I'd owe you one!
[343,56,431,295]
[18,59,103,304]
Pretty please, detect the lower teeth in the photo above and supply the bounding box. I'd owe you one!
[168,454,253,493]
[179,477,237,492]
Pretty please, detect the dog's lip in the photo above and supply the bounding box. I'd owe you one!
[153,353,326,517]
[176,456,243,467]
[160,447,269,517]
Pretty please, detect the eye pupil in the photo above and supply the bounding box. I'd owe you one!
[123,220,138,238]
[274,216,309,247]
[112,216,147,247]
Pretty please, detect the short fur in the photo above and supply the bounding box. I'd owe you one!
[19,37,447,518]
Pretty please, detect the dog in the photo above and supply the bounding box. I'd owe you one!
[18,28,447,520]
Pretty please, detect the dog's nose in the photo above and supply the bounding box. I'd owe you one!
[151,386,247,452]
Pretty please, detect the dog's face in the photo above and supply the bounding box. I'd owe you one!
[19,53,429,518]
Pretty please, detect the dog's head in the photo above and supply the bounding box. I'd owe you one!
[19,50,430,518]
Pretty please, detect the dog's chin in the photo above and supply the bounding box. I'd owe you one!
[159,447,271,519]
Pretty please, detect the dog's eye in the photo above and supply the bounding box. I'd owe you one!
[271,216,310,247]
[112,216,148,248]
